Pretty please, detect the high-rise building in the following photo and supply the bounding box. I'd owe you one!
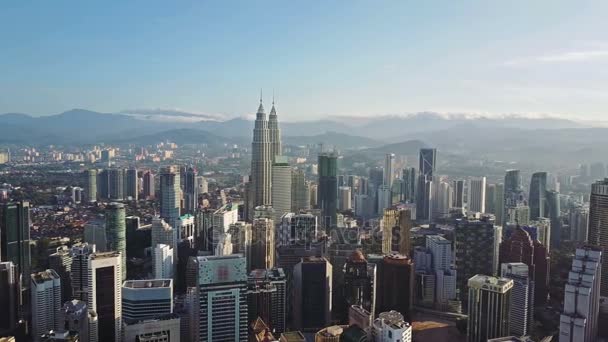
[529,172,547,220]
[338,186,352,211]
[499,226,550,306]
[251,216,275,270]
[85,169,97,202]
[384,154,395,188]
[452,179,465,208]
[142,170,155,200]
[278,212,318,247]
[569,205,589,243]
[123,315,180,342]
[468,177,486,213]
[0,262,20,336]
[268,99,282,161]
[467,275,513,342]
[455,219,501,305]
[154,244,174,279]
[69,243,96,302]
[426,235,458,311]
[247,268,287,334]
[486,183,496,214]
[318,153,338,230]
[187,254,248,342]
[105,203,126,280]
[87,252,122,342]
[588,178,608,296]
[108,168,124,200]
[343,250,376,317]
[250,97,273,215]
[501,262,532,337]
[59,299,98,342]
[546,189,561,249]
[0,201,31,291]
[377,185,392,215]
[559,246,602,342]
[272,157,292,223]
[31,270,62,341]
[495,183,505,227]
[97,169,109,200]
[372,310,412,342]
[432,180,452,219]
[503,170,524,227]
[122,279,173,321]
[151,217,177,275]
[293,257,333,332]
[416,148,436,221]
[182,166,197,214]
[84,220,106,252]
[49,246,72,303]
[125,168,138,200]
[375,254,415,319]
[381,207,412,256]
[160,166,181,229]
[401,168,416,203]
[291,169,310,212]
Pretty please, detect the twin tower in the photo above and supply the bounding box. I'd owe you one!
[250,94,282,213]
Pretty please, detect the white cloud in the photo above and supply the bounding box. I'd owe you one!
[504,49,608,66]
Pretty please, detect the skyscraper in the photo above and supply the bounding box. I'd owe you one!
[468,177,486,213]
[59,299,98,342]
[375,254,415,319]
[467,275,513,342]
[529,172,547,220]
[247,268,287,334]
[108,168,124,200]
[154,244,174,279]
[338,186,352,211]
[452,179,465,208]
[426,235,458,311]
[251,216,275,270]
[546,189,561,249]
[501,262,532,337]
[293,257,333,332]
[160,166,181,229]
[0,262,20,336]
[588,178,608,296]
[291,169,310,212]
[343,250,376,317]
[87,251,122,342]
[85,169,97,202]
[318,152,338,230]
[384,153,395,188]
[31,270,61,341]
[455,219,501,305]
[503,169,524,227]
[125,168,138,200]
[69,243,96,302]
[105,203,126,280]
[182,166,197,214]
[142,170,155,200]
[401,168,416,203]
[0,201,31,289]
[122,279,173,321]
[268,99,282,161]
[416,148,436,221]
[250,97,273,213]
[49,246,72,303]
[272,157,292,223]
[559,246,602,342]
[187,254,248,342]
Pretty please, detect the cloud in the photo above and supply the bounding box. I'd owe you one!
[504,49,608,66]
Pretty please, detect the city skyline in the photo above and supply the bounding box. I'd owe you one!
[2,1,608,121]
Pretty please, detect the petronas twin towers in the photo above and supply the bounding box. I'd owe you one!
[250,94,282,210]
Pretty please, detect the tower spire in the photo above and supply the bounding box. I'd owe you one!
[260,88,263,104]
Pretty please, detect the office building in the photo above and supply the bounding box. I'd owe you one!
[569,205,589,243]
[250,97,273,214]
[291,169,310,212]
[503,170,525,227]
[154,244,174,279]
[375,254,415,319]
[501,262,532,337]
[416,148,436,221]
[59,299,98,342]
[455,219,501,305]
[187,254,248,342]
[467,275,513,342]
[122,279,173,321]
[151,217,177,274]
[0,262,20,336]
[125,168,138,200]
[339,186,352,211]
[589,178,608,296]
[468,177,486,213]
[372,310,412,342]
[251,217,275,270]
[559,246,602,342]
[105,202,126,280]
[84,220,106,252]
[343,250,376,317]
[377,185,392,215]
[69,243,96,302]
[87,252,122,342]
[529,172,547,220]
[381,207,412,256]
[272,157,292,223]
[499,226,550,306]
[545,189,561,248]
[108,168,124,200]
[432,180,452,219]
[85,169,97,202]
[142,170,155,200]
[160,166,181,229]
[401,168,416,203]
[293,257,333,332]
[318,152,338,230]
[211,203,239,251]
[247,268,287,334]
[0,201,32,289]
[49,246,72,303]
[452,179,465,208]
[182,166,197,214]
[31,270,62,341]
[384,153,395,188]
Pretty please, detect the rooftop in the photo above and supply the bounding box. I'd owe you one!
[123,279,172,289]
[32,269,60,284]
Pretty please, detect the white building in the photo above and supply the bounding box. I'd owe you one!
[501,262,532,337]
[212,203,239,250]
[377,185,392,214]
[154,244,174,280]
[31,270,62,341]
[559,247,602,342]
[271,157,292,224]
[468,177,487,213]
[372,310,412,342]
[122,279,173,321]
[87,252,122,342]
[339,186,352,211]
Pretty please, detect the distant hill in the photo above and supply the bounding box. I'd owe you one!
[283,131,383,149]
[112,128,235,146]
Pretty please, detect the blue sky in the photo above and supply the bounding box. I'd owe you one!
[1,1,607,121]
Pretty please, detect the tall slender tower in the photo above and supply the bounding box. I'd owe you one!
[105,203,126,280]
[160,166,181,229]
[588,178,608,296]
[251,95,273,210]
[268,98,282,161]
[416,148,436,221]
